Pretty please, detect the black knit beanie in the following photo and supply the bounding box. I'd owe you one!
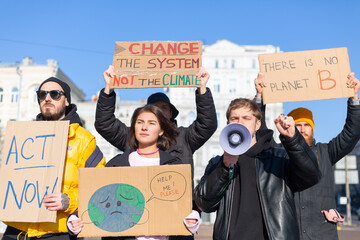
[38,77,71,104]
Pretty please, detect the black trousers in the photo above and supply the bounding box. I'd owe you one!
[2,226,79,240]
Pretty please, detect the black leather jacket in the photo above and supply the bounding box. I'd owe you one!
[194,129,321,240]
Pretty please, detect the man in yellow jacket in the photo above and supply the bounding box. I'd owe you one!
[2,77,106,240]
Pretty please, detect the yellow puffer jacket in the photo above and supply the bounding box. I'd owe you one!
[5,123,106,237]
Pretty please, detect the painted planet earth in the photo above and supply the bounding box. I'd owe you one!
[88,183,145,232]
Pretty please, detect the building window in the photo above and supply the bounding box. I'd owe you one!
[223,60,227,68]
[0,88,3,103]
[229,79,237,93]
[215,60,219,68]
[11,88,19,103]
[213,79,221,93]
[231,60,235,68]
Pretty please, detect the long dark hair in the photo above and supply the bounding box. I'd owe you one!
[127,104,178,151]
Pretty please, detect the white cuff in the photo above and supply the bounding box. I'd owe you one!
[67,215,81,235]
[184,210,201,234]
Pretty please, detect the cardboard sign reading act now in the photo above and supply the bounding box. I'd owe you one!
[258,47,353,104]
[0,121,69,222]
[111,41,202,89]
[78,165,192,237]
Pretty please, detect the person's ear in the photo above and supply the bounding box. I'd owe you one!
[159,130,164,137]
[255,119,261,131]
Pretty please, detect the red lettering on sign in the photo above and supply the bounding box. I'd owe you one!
[129,43,140,54]
[154,44,166,55]
[142,43,154,55]
[189,42,199,54]
[113,75,135,86]
[178,43,189,54]
[113,75,121,87]
[159,189,180,197]
[167,43,177,55]
[126,42,200,56]
[318,69,336,90]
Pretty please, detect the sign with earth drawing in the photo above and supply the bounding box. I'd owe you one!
[78,165,192,237]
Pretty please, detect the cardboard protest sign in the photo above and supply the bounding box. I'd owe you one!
[258,47,353,104]
[78,164,192,237]
[0,121,69,222]
[111,41,202,88]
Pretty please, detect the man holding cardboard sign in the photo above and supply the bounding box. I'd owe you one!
[2,77,106,240]
[255,72,360,240]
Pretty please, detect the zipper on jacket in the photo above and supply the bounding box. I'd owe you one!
[225,166,235,240]
[255,158,272,240]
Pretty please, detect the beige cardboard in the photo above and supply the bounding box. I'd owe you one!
[78,165,192,237]
[0,121,69,222]
[258,47,353,104]
[111,41,202,88]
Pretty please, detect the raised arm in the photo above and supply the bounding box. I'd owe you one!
[327,72,360,164]
[185,67,217,153]
[95,66,129,151]
[276,114,321,191]
[254,72,269,131]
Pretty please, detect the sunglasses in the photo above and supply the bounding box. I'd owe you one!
[37,90,65,101]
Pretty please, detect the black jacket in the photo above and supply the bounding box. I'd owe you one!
[194,129,321,240]
[258,98,360,240]
[104,149,193,240]
[294,98,360,240]
[94,88,217,182]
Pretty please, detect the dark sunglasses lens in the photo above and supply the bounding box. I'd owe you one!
[37,91,47,100]
[49,90,61,100]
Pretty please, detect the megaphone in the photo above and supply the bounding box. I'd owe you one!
[219,123,252,155]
